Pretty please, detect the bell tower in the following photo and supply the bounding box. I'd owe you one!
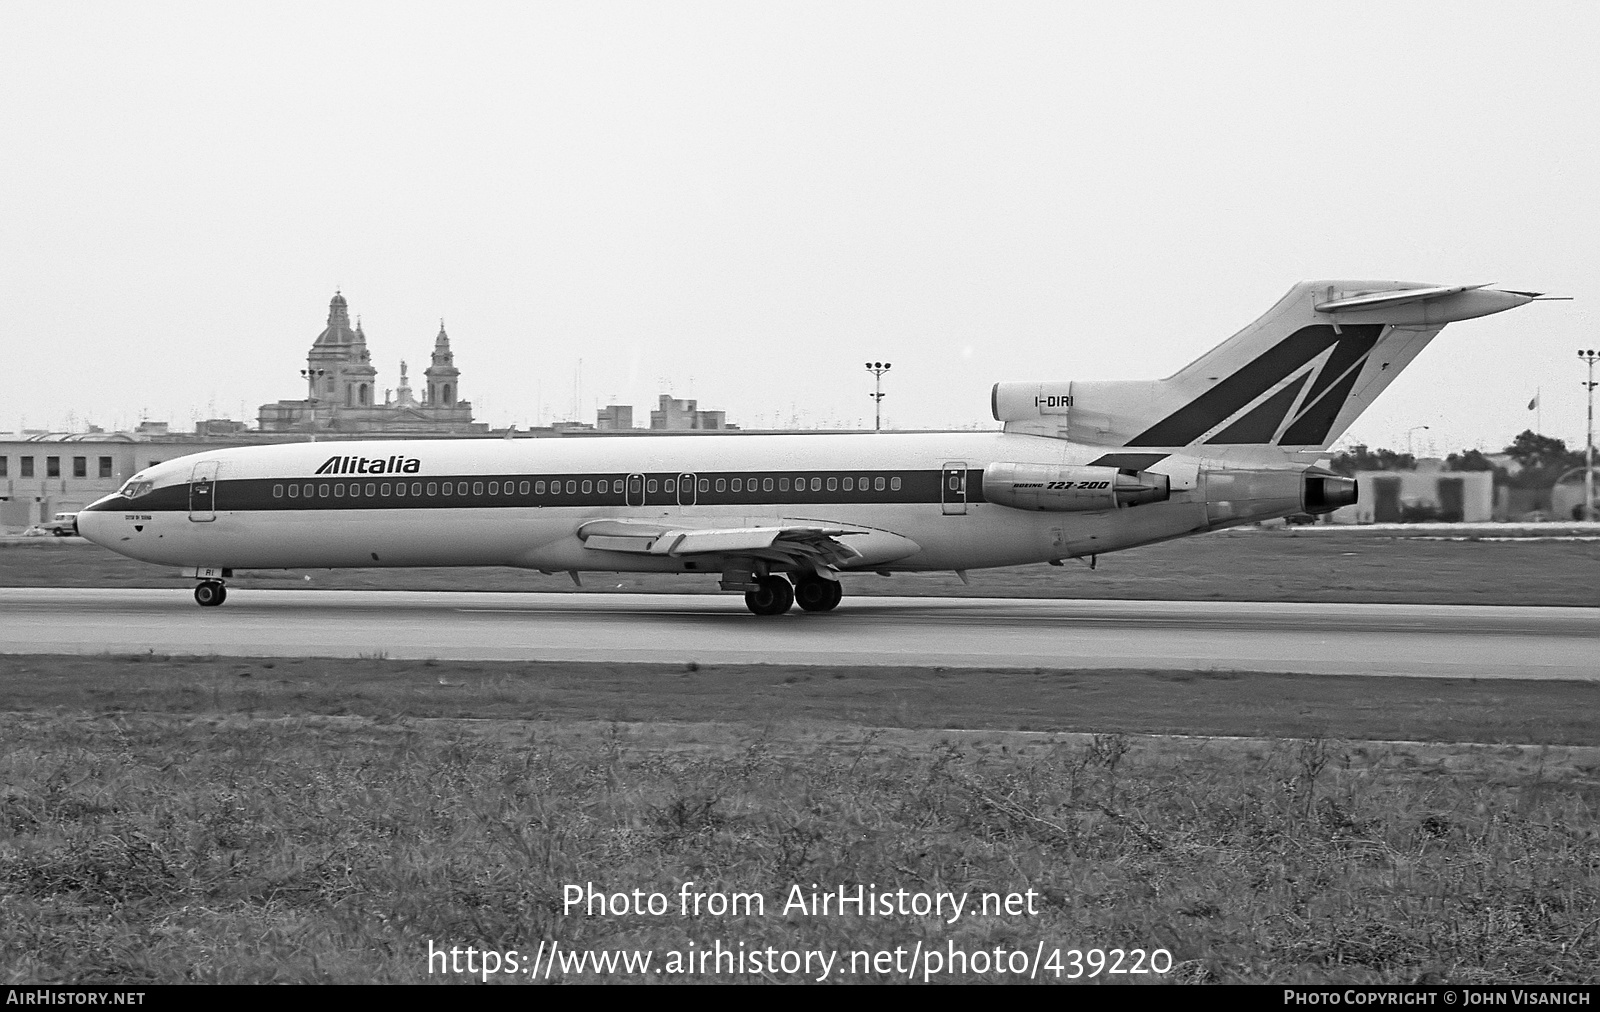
[424,320,460,408]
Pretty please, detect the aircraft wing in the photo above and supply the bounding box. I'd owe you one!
[576,519,918,570]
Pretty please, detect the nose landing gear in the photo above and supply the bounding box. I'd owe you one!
[194,580,227,607]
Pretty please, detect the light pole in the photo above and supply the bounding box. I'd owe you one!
[1406,425,1430,458]
[1580,350,1598,520]
[300,368,327,402]
[865,361,891,431]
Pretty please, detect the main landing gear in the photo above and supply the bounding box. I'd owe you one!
[194,580,227,607]
[743,574,842,616]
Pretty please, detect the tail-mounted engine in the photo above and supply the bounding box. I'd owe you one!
[984,462,1170,512]
[1303,470,1357,514]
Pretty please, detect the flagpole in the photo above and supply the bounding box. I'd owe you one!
[1537,386,1541,433]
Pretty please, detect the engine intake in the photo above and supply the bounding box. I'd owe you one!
[984,462,1170,512]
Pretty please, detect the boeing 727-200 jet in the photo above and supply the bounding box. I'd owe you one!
[77,280,1544,614]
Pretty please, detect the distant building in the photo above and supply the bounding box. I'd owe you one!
[257,292,487,434]
[596,404,634,430]
[1329,466,1494,524]
[649,395,736,431]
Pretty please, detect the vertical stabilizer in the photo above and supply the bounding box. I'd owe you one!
[991,280,1539,450]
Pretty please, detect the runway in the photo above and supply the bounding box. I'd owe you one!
[2,588,1596,679]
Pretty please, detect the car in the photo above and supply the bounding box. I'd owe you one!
[39,512,79,537]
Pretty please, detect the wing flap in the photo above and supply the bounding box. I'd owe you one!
[576,518,920,569]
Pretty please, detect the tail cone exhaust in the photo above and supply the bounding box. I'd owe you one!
[1304,472,1357,514]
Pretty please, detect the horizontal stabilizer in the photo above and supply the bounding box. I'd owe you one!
[1313,283,1490,313]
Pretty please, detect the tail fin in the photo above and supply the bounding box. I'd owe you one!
[993,280,1539,451]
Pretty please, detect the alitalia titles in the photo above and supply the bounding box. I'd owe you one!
[314,455,422,476]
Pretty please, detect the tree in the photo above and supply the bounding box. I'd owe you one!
[1329,444,1415,476]
[1502,430,1587,488]
[1444,449,1496,472]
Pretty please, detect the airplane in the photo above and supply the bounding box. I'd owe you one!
[76,280,1545,615]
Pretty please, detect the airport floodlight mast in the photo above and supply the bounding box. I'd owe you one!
[300,368,327,402]
[1405,424,1430,458]
[866,361,891,431]
[1581,349,1599,520]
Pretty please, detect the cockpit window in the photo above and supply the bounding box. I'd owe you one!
[121,478,155,499]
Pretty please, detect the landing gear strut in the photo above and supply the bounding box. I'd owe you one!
[194,580,227,607]
[743,575,794,616]
[793,574,843,612]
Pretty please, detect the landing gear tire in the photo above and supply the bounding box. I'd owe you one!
[793,575,843,612]
[744,575,794,616]
[194,581,227,607]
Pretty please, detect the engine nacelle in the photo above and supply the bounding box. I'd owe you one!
[1304,471,1358,514]
[984,462,1170,512]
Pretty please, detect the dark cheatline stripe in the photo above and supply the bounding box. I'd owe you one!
[1300,324,1384,408]
[95,468,987,513]
[1279,364,1364,446]
[1086,453,1170,471]
[1206,373,1308,444]
[1126,325,1340,446]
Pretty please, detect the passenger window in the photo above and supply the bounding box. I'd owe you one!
[779,478,789,492]
[731,478,741,492]
[874,477,886,491]
[664,478,675,492]
[698,478,709,492]
[890,477,902,491]
[473,482,485,495]
[566,480,576,494]
[362,483,374,496]
[533,480,544,494]
[520,481,530,494]
[582,480,592,494]
[827,477,837,491]
[647,479,658,493]
[764,478,773,492]
[489,482,499,494]
[319,483,331,497]
[810,478,821,491]
[413,483,423,496]
[505,480,515,495]
[715,478,726,492]
[380,483,391,496]
[427,482,437,496]
[843,477,853,491]
[334,483,345,496]
[611,479,622,493]
[281,485,291,498]
[396,483,407,497]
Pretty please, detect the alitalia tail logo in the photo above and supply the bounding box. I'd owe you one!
[314,455,422,475]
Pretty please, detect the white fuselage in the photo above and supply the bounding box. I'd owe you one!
[77,430,1267,577]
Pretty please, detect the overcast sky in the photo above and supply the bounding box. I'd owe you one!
[4,2,1597,455]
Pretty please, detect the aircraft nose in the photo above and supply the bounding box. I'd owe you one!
[75,496,117,547]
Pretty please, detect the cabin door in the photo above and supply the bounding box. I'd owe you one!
[626,473,645,507]
[189,461,219,522]
[941,462,968,515]
[677,472,697,506]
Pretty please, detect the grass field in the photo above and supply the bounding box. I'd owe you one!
[4,534,1597,984]
[5,529,1600,606]
[2,655,1597,984]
